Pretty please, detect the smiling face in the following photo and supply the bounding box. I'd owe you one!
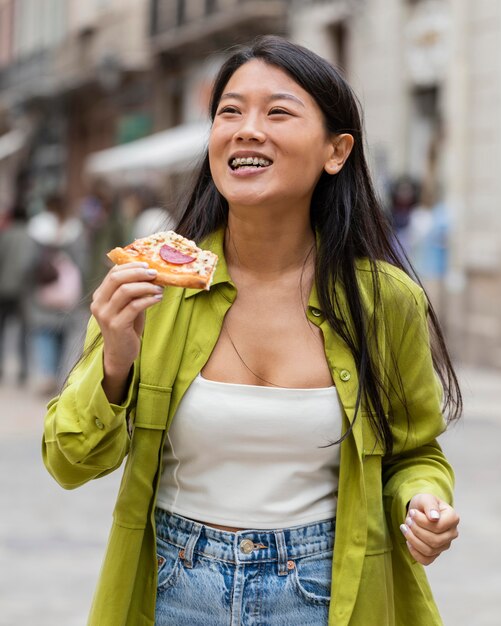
[208,60,338,216]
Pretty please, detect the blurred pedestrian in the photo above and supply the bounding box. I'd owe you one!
[407,186,451,320]
[43,37,461,626]
[80,179,126,295]
[129,187,174,240]
[408,185,449,275]
[27,193,87,394]
[0,201,36,384]
[388,174,420,257]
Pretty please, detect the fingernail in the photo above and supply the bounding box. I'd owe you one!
[147,269,158,276]
[405,517,413,527]
[408,509,417,518]
[430,509,440,520]
[400,524,409,535]
[153,293,163,300]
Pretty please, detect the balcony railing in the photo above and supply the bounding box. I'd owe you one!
[149,0,292,57]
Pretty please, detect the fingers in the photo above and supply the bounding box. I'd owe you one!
[92,264,163,318]
[404,540,439,566]
[407,492,442,523]
[90,263,164,369]
[400,499,460,566]
[94,263,159,304]
[105,279,163,315]
[100,290,163,332]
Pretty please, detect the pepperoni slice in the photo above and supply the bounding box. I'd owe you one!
[159,244,195,265]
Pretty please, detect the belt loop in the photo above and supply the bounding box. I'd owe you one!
[182,522,203,569]
[275,530,288,576]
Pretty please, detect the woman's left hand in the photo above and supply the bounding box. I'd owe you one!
[399,493,460,565]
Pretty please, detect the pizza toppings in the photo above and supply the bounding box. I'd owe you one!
[159,244,195,265]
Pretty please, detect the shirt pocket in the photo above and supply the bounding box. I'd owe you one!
[134,383,173,430]
[114,384,173,529]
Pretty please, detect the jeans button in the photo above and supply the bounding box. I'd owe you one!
[240,539,255,554]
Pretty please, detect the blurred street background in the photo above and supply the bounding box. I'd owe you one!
[1,0,500,624]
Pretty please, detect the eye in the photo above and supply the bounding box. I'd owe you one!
[217,106,240,115]
[269,108,291,116]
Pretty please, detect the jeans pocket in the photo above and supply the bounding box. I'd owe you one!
[156,537,184,591]
[291,551,332,605]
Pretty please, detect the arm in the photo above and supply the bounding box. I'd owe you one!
[42,323,136,488]
[381,286,459,564]
[42,262,163,488]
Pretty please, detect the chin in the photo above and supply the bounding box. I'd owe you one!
[222,189,271,208]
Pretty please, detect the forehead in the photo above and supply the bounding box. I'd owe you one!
[220,59,313,102]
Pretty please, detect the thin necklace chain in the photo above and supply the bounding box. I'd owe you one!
[222,324,283,387]
[222,242,316,389]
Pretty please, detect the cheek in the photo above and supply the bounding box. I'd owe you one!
[282,145,328,188]
[208,142,229,198]
[208,138,224,178]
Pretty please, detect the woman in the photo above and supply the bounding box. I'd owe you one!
[28,192,86,393]
[43,36,461,626]
[0,200,35,384]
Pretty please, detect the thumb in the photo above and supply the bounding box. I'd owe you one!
[409,493,441,522]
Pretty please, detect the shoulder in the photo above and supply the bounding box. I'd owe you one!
[355,258,425,310]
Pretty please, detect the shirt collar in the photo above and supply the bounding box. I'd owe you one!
[184,227,330,315]
[184,226,234,298]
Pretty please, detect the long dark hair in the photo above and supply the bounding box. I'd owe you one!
[176,35,462,454]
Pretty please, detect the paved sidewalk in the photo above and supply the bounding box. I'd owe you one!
[0,364,499,625]
[427,365,501,626]
[0,378,120,626]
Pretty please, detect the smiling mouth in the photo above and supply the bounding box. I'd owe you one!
[229,157,273,170]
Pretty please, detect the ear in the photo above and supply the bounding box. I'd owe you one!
[324,133,354,175]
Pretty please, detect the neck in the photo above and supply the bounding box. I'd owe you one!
[225,210,315,278]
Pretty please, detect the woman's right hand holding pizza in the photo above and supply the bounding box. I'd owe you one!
[90,262,163,403]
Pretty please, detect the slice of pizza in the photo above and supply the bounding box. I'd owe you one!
[107,231,218,290]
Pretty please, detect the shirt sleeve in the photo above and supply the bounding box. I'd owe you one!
[42,316,138,489]
[382,286,454,533]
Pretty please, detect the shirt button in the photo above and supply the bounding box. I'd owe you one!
[311,308,322,317]
[240,539,255,554]
[95,418,105,430]
[339,369,351,382]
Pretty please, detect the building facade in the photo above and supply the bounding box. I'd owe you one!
[290,0,501,367]
[1,0,501,367]
[0,0,154,211]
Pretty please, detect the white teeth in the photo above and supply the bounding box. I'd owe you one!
[230,157,272,168]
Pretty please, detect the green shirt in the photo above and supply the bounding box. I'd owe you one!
[43,228,453,625]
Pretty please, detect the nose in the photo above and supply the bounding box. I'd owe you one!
[234,114,266,143]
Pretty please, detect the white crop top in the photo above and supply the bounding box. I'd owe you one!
[156,374,342,529]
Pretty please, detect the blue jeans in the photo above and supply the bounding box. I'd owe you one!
[154,509,335,626]
[32,327,64,378]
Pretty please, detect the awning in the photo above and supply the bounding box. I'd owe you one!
[0,129,25,161]
[85,121,210,181]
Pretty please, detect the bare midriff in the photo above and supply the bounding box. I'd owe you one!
[200,522,247,533]
[194,520,247,533]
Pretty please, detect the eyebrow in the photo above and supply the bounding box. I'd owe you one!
[220,92,305,108]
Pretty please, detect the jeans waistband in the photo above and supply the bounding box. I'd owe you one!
[154,509,335,571]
